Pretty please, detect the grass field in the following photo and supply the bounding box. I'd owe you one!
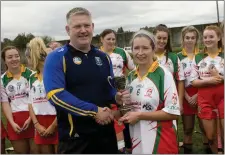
[2,113,206,154]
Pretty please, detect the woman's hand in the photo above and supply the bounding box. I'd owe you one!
[11,122,22,134]
[22,117,31,131]
[119,112,141,125]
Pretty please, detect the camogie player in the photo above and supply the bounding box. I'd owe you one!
[153,24,185,115]
[191,25,224,154]
[177,26,209,154]
[26,37,58,154]
[1,46,38,153]
[100,29,136,153]
[119,29,180,154]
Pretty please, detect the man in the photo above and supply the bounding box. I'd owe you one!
[43,7,129,154]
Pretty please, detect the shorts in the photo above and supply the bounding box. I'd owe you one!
[1,121,7,139]
[7,111,34,140]
[183,86,198,115]
[198,84,224,119]
[35,115,58,145]
[111,104,125,134]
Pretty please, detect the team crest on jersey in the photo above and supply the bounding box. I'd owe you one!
[200,62,207,68]
[73,57,82,65]
[182,63,187,69]
[8,85,14,92]
[208,64,215,70]
[144,88,153,98]
[172,93,177,105]
[129,86,133,94]
[95,57,102,66]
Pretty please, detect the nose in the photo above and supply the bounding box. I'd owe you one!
[80,26,86,33]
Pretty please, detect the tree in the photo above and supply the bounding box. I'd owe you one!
[13,33,35,50]
[41,35,54,45]
[117,27,124,33]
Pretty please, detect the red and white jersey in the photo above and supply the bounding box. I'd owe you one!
[29,73,56,115]
[100,47,135,77]
[127,61,180,154]
[156,52,185,81]
[191,51,224,82]
[1,65,33,113]
[177,50,199,87]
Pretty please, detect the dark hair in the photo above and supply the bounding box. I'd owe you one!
[1,46,20,61]
[100,29,116,39]
[153,24,172,62]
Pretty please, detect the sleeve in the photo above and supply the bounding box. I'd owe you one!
[162,70,180,115]
[190,61,200,82]
[43,52,98,117]
[176,56,185,81]
[124,50,136,71]
[1,80,8,103]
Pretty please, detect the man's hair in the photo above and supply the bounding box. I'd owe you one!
[66,7,91,23]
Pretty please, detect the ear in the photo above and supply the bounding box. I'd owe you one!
[65,25,70,35]
[100,37,103,43]
[92,22,94,32]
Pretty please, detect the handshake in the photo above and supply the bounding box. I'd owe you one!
[94,107,114,125]
[94,90,131,125]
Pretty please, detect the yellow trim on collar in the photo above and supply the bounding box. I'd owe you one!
[181,48,199,56]
[100,46,115,54]
[206,48,222,58]
[6,65,26,78]
[134,61,159,81]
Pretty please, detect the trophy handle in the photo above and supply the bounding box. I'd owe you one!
[107,76,114,88]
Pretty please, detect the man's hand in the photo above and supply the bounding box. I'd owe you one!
[115,90,131,105]
[95,107,114,125]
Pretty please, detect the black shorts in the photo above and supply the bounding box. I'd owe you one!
[123,123,132,148]
[58,133,118,154]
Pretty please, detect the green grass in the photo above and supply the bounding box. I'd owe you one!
[177,116,206,154]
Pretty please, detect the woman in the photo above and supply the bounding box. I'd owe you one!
[119,29,180,154]
[1,81,8,154]
[191,25,224,154]
[153,24,185,114]
[26,37,58,154]
[177,26,209,154]
[1,46,38,153]
[100,29,136,153]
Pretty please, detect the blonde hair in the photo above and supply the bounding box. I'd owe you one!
[28,37,47,73]
[66,7,91,24]
[130,29,157,61]
[181,26,200,48]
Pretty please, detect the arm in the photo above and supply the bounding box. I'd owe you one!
[138,110,178,121]
[177,80,184,114]
[43,52,98,117]
[2,102,15,126]
[192,77,223,88]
